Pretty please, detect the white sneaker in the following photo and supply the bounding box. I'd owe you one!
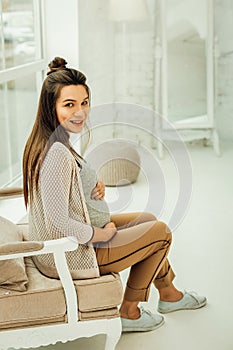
[121,307,165,332]
[157,290,207,314]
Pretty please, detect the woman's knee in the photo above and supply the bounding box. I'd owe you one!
[140,212,157,223]
[149,220,172,242]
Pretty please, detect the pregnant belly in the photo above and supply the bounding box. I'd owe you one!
[86,199,110,228]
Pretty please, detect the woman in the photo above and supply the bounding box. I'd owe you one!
[23,57,206,332]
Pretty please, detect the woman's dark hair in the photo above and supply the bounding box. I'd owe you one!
[23,57,90,207]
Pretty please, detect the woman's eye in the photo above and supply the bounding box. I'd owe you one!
[82,100,89,106]
[65,103,73,107]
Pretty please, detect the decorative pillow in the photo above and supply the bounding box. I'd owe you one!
[0,216,28,291]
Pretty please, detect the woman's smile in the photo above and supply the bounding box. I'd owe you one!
[70,119,84,126]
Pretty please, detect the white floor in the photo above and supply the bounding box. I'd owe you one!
[1,140,233,350]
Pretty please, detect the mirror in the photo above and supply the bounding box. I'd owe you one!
[154,0,220,156]
[166,0,207,122]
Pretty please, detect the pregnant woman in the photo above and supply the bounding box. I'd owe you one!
[23,57,206,333]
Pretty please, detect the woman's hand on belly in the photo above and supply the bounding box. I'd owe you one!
[91,179,105,200]
[104,221,116,229]
[91,225,117,243]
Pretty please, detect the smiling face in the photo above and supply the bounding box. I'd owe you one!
[56,84,89,133]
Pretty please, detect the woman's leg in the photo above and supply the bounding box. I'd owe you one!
[110,211,157,230]
[110,212,182,306]
[95,219,177,318]
[106,212,206,319]
[153,259,183,301]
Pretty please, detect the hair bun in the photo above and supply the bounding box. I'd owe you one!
[47,57,67,75]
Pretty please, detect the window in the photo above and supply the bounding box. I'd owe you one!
[0,0,45,188]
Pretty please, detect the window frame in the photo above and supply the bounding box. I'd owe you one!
[0,0,46,188]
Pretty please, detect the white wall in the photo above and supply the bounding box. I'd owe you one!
[78,0,115,106]
[43,0,79,67]
[42,0,233,142]
[78,0,155,144]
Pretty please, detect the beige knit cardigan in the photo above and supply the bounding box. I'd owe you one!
[29,142,99,279]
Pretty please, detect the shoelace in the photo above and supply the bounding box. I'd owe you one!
[140,307,153,317]
[184,290,201,304]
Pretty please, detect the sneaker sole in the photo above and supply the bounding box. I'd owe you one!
[157,299,207,314]
[122,318,165,333]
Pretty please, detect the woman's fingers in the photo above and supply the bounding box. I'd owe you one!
[91,180,105,200]
[104,221,116,229]
[91,189,103,199]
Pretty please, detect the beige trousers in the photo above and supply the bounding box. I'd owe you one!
[95,212,175,302]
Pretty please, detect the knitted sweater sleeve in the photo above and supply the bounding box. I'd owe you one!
[40,144,93,244]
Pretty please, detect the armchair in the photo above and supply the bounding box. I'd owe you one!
[0,213,123,350]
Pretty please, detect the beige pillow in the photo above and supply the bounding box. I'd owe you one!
[0,217,28,291]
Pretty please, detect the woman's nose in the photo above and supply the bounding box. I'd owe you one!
[73,107,84,117]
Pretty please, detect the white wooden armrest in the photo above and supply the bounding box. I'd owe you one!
[0,237,79,325]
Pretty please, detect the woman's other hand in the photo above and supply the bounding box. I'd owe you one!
[104,222,116,229]
[91,180,105,200]
[91,225,117,243]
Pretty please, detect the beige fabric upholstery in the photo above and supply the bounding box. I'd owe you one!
[74,273,123,312]
[0,217,28,291]
[0,258,66,329]
[0,258,122,329]
[0,241,43,256]
[79,308,120,321]
[18,224,30,240]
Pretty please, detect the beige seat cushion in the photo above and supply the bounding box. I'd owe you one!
[0,217,28,291]
[0,258,122,329]
[74,272,123,320]
[0,258,66,329]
